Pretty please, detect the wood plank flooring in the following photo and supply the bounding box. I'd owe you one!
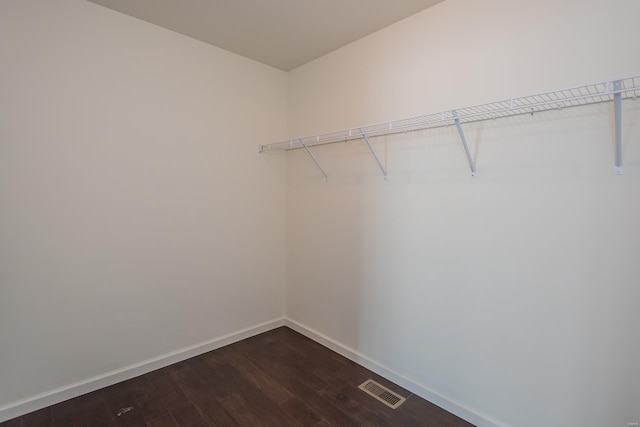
[1,327,475,426]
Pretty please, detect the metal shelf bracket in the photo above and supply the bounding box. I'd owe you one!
[452,110,478,178]
[359,128,388,180]
[613,80,623,175]
[300,139,328,180]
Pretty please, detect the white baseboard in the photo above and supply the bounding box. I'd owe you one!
[0,317,286,423]
[284,318,506,427]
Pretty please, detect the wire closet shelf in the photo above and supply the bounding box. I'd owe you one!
[259,75,640,153]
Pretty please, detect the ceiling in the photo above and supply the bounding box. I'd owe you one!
[87,0,445,71]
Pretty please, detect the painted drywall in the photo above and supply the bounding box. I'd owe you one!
[0,0,287,415]
[288,0,639,137]
[286,0,640,426]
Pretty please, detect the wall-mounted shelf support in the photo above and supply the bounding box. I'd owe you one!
[359,128,388,180]
[452,110,478,178]
[613,80,623,175]
[300,139,328,180]
[261,75,639,179]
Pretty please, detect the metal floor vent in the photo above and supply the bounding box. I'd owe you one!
[358,379,406,409]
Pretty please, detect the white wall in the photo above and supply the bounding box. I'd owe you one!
[0,0,287,417]
[286,0,640,426]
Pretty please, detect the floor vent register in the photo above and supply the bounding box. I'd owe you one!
[359,379,407,409]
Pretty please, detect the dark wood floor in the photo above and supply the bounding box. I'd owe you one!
[1,327,474,426]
